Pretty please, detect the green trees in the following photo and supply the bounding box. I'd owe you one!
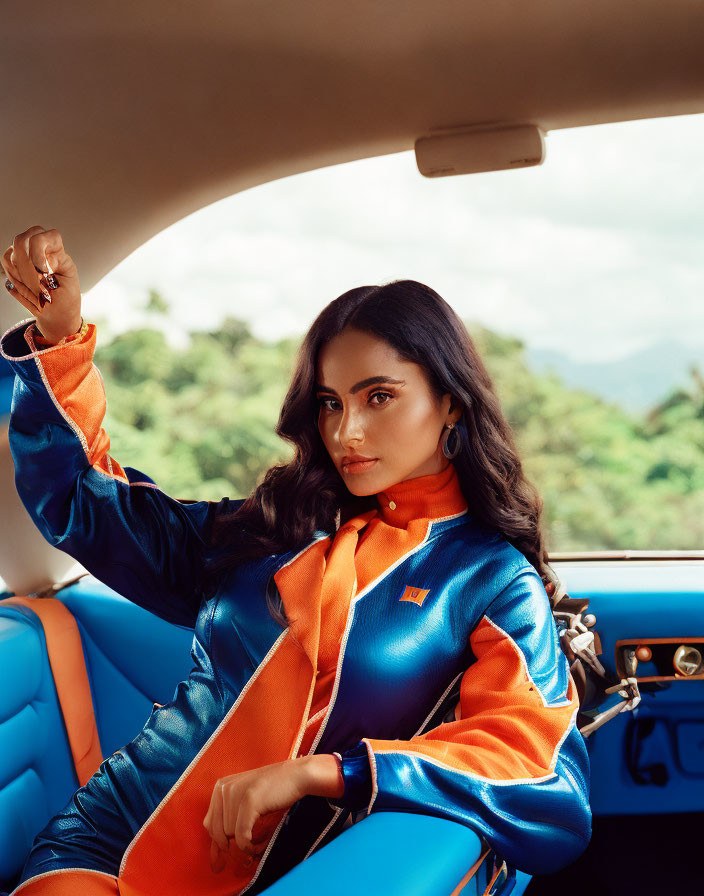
[94,317,297,502]
[472,324,704,551]
[94,316,703,551]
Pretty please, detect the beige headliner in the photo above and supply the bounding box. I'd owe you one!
[2,0,704,314]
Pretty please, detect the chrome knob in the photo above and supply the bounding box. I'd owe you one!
[673,645,702,677]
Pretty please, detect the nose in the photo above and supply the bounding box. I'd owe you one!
[337,403,365,447]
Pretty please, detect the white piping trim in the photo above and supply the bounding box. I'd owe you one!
[348,516,435,603]
[237,527,340,889]
[362,738,379,816]
[361,697,581,799]
[302,806,345,861]
[0,318,47,361]
[119,626,290,876]
[305,705,328,729]
[94,462,130,485]
[431,508,469,523]
[238,806,292,894]
[411,669,465,738]
[481,613,574,708]
[10,324,132,486]
[11,867,117,895]
[368,745,560,787]
[278,531,333,571]
[289,653,318,761]
[238,664,321,896]
[549,702,581,771]
[24,326,91,458]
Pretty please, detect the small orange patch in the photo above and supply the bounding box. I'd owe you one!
[399,585,431,606]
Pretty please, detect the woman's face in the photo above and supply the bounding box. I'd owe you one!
[315,327,461,495]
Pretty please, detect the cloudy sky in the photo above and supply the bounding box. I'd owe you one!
[84,113,704,363]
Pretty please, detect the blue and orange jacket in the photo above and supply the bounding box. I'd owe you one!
[1,318,591,895]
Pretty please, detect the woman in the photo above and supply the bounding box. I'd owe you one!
[1,226,591,895]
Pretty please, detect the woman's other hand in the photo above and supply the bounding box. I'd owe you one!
[2,225,83,343]
[203,757,310,874]
[202,753,343,874]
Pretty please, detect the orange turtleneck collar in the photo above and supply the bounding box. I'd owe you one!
[374,461,468,528]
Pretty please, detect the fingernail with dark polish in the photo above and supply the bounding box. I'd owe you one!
[4,279,16,291]
[46,274,59,289]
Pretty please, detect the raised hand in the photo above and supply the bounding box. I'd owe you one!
[2,225,83,343]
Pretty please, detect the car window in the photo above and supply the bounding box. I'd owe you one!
[18,114,704,555]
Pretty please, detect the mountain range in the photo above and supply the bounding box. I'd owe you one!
[525,339,703,414]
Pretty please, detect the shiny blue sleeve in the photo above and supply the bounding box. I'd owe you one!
[0,319,234,628]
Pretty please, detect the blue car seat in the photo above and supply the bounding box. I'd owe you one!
[0,577,532,896]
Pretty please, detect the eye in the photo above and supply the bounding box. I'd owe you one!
[316,391,394,412]
[369,391,393,406]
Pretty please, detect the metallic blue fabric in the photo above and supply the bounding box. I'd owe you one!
[1,320,592,890]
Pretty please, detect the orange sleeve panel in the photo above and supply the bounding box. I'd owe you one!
[352,569,591,875]
[23,321,128,482]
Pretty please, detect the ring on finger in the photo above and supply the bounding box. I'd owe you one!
[35,266,58,291]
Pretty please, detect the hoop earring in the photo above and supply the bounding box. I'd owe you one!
[441,422,461,460]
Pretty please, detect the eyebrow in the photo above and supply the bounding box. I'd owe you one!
[315,376,405,395]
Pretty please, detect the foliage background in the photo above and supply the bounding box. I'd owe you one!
[94,292,704,552]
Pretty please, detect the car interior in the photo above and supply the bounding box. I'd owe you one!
[1,2,703,894]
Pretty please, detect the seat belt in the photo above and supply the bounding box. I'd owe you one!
[0,595,103,786]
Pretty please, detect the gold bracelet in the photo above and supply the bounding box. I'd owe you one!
[60,317,88,344]
[72,318,89,341]
[34,317,88,346]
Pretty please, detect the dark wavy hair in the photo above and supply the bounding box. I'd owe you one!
[203,279,558,627]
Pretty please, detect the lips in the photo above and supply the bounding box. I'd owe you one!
[342,454,376,464]
[341,456,378,474]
